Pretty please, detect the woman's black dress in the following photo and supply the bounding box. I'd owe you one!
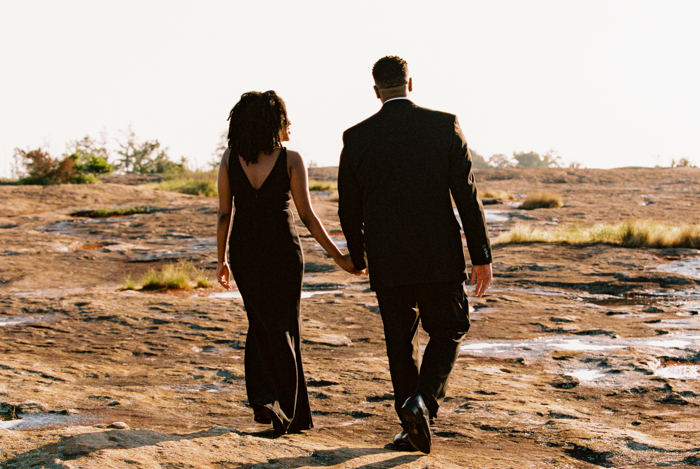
[227,147,313,433]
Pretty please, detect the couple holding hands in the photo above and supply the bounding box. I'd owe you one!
[216,56,492,454]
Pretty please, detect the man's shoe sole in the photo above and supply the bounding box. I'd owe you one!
[399,406,431,454]
[392,431,418,452]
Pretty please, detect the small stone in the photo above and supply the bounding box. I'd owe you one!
[108,421,128,429]
[303,334,352,347]
[551,375,580,389]
[59,409,79,415]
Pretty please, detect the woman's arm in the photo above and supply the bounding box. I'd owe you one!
[287,150,360,274]
[216,149,234,290]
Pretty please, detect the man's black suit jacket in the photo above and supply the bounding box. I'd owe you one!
[338,98,492,291]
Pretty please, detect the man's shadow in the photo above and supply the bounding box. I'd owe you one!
[1,426,423,468]
[233,446,422,469]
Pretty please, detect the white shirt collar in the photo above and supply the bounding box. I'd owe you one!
[383,97,410,104]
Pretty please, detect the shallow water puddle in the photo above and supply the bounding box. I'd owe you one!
[211,290,346,300]
[12,288,87,297]
[645,319,699,329]
[0,315,60,327]
[653,364,700,379]
[36,218,218,259]
[650,361,700,379]
[0,316,37,327]
[658,256,700,279]
[0,412,95,430]
[460,334,700,357]
[159,384,226,393]
[566,369,606,381]
[462,335,700,381]
[36,217,140,235]
[505,285,700,314]
[455,208,509,224]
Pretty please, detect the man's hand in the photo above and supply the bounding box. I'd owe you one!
[469,263,492,297]
[336,253,368,276]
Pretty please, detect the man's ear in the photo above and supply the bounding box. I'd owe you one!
[374,85,381,99]
[408,77,413,92]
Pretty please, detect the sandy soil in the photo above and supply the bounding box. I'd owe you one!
[1,167,700,468]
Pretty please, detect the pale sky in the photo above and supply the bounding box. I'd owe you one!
[1,0,699,178]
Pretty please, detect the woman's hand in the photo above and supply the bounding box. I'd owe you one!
[217,262,232,291]
[335,253,366,275]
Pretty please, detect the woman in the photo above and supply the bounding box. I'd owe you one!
[216,90,358,435]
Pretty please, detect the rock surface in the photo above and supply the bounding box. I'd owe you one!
[1,167,700,468]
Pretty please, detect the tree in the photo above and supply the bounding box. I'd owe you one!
[209,130,228,170]
[115,127,185,174]
[671,158,694,168]
[488,153,515,169]
[469,149,490,169]
[513,150,562,168]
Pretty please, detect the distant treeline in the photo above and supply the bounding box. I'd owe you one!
[9,131,695,186]
[470,150,695,170]
[470,150,570,169]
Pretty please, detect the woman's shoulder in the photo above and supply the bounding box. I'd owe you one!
[221,147,232,167]
[285,148,304,166]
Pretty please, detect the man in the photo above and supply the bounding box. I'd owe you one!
[338,56,493,454]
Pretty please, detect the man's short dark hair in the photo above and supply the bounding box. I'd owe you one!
[372,56,409,89]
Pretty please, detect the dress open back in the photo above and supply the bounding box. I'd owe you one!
[227,147,313,433]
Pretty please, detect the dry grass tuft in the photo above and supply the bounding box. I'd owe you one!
[119,276,137,291]
[495,220,700,249]
[618,220,700,248]
[481,189,516,202]
[518,191,563,210]
[139,261,214,291]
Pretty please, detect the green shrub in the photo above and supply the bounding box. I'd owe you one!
[14,147,111,185]
[65,136,114,175]
[71,205,158,218]
[159,178,217,196]
[158,170,218,196]
[15,149,84,185]
[308,179,337,191]
[73,153,113,175]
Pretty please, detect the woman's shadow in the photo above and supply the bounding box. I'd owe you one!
[2,426,423,468]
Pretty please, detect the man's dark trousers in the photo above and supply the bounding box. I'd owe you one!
[375,280,470,422]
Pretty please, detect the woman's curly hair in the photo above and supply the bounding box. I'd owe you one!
[227,90,289,165]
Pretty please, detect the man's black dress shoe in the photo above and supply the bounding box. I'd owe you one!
[392,430,418,451]
[399,394,431,454]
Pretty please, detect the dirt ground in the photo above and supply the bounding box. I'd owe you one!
[1,167,700,468]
